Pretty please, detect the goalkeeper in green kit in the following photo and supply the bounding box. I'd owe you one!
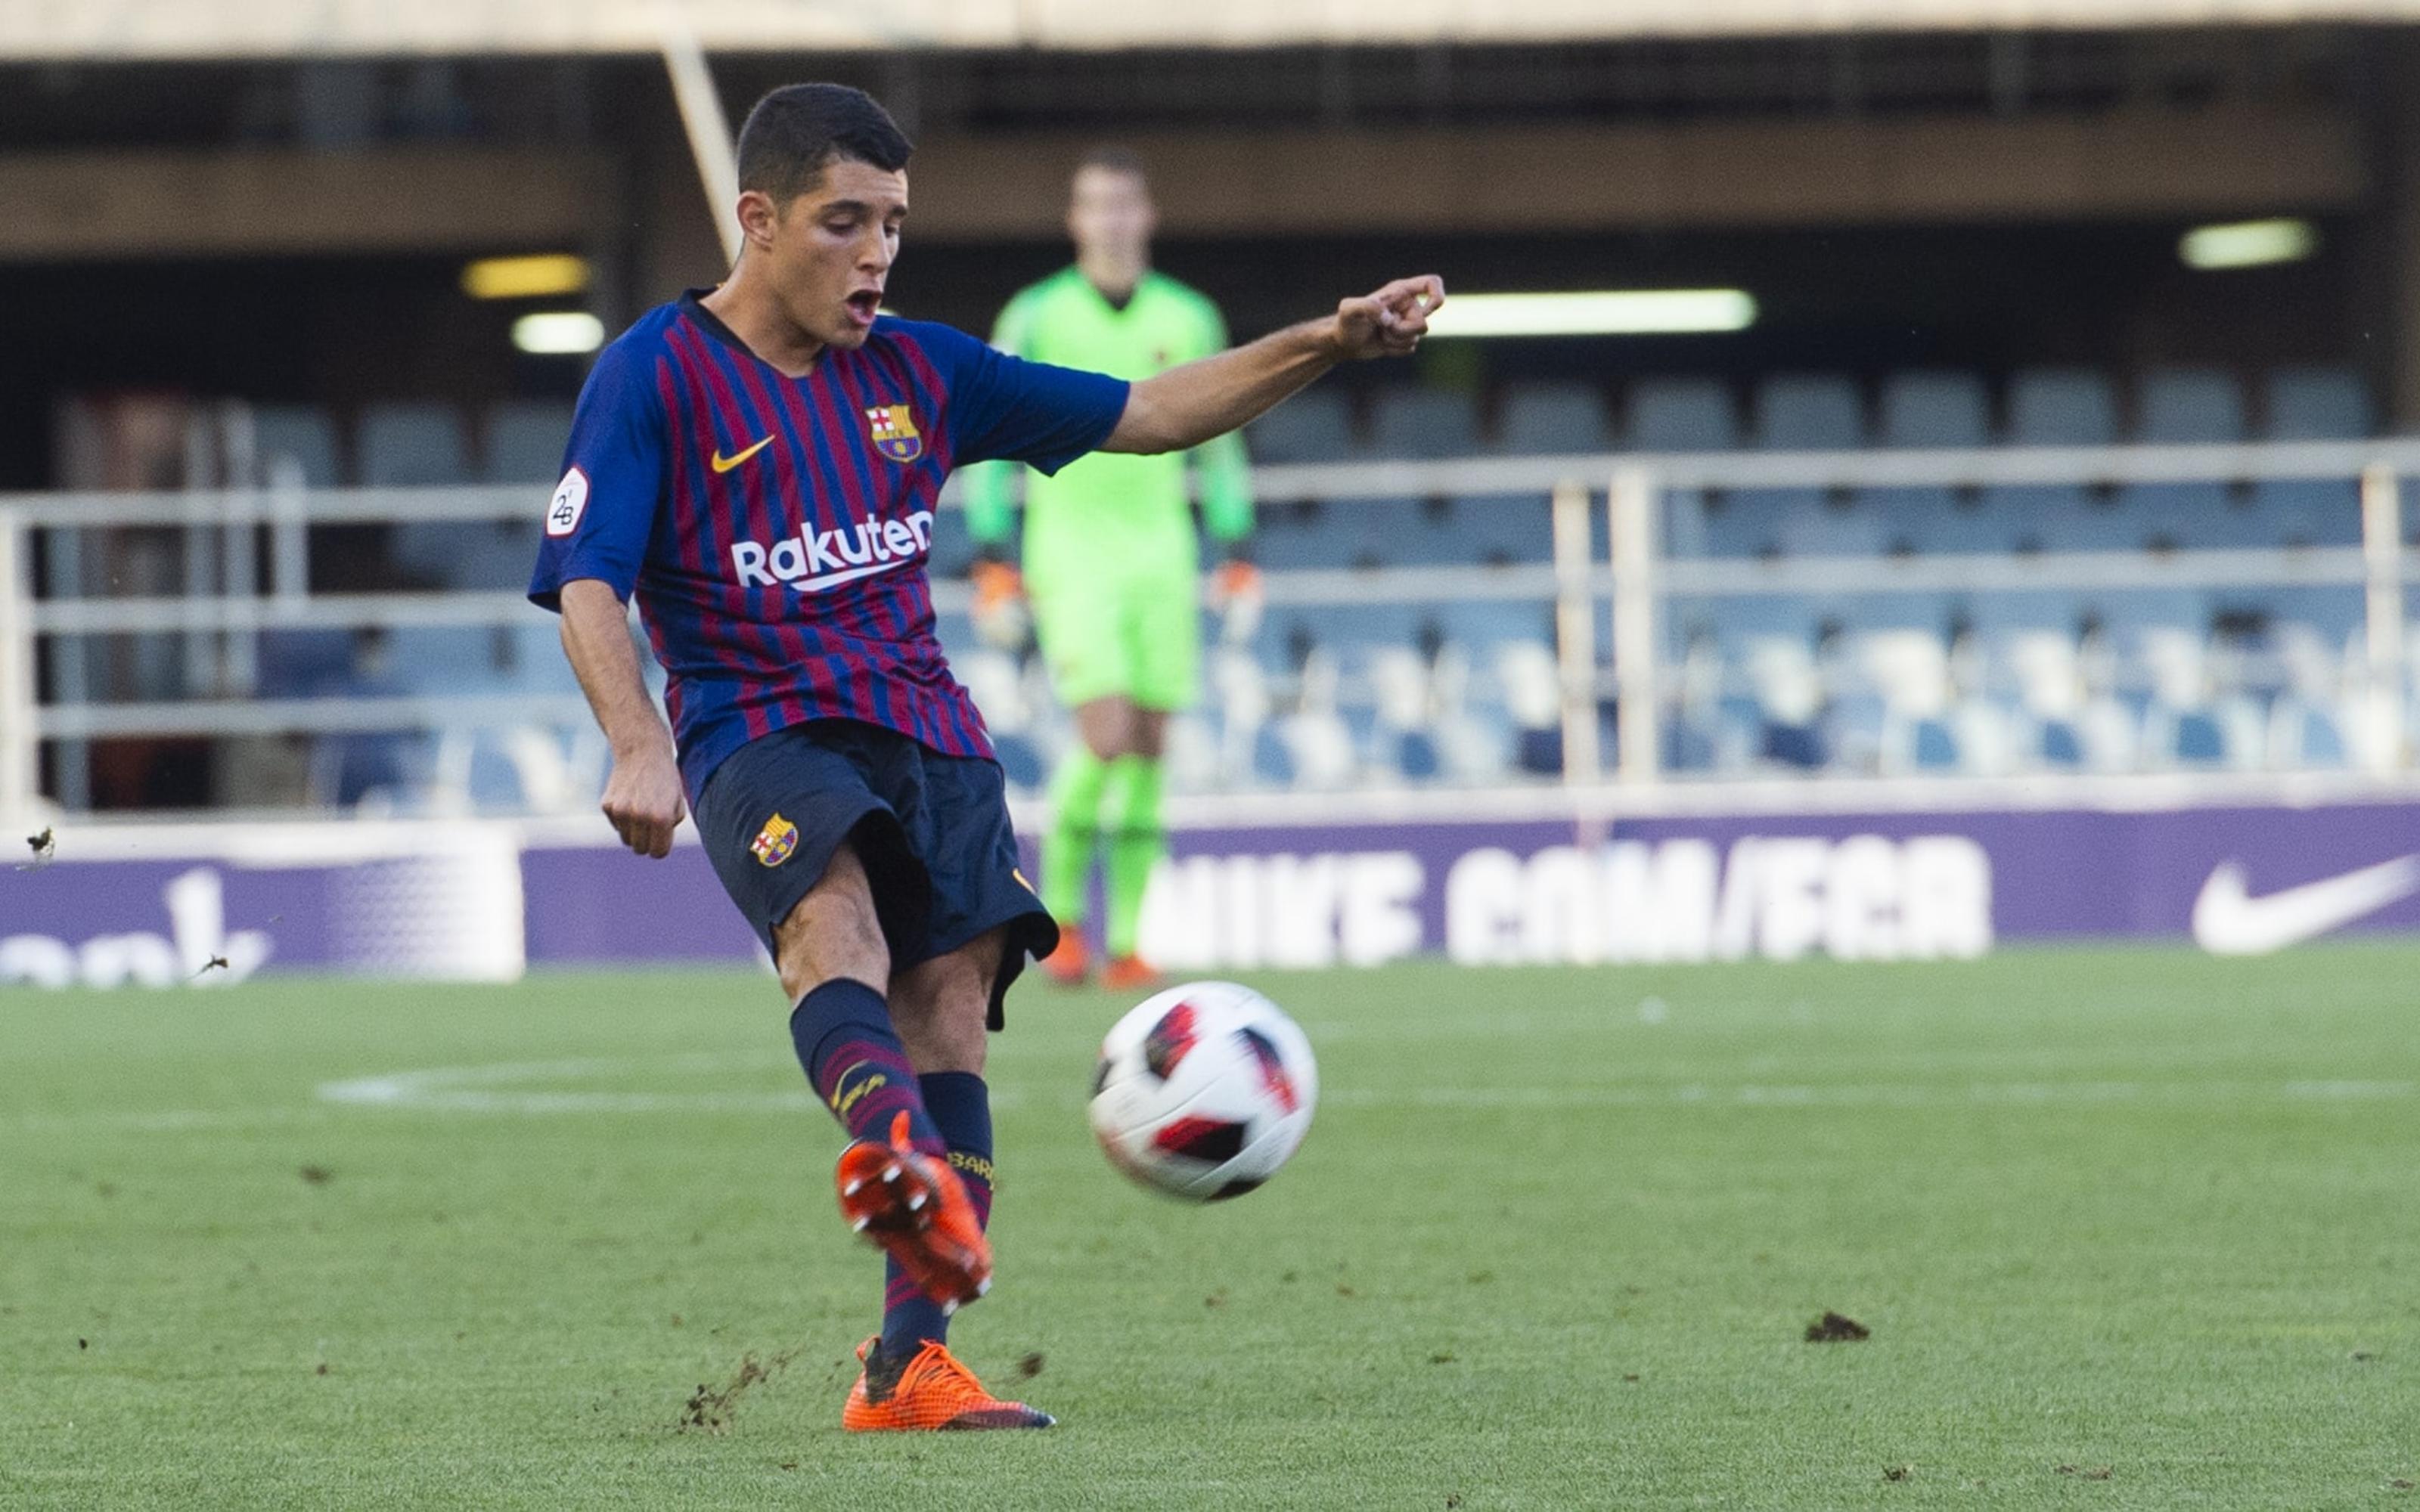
[963,147,1255,990]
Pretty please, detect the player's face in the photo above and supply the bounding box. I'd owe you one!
[762,158,908,352]
[1066,165,1154,269]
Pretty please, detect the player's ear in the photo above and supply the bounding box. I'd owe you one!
[734,189,781,251]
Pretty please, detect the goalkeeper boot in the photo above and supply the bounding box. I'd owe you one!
[1102,954,1162,992]
[1039,927,1091,986]
[842,1336,1054,1432]
[836,1111,991,1312]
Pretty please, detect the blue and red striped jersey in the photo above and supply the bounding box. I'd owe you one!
[529,293,1128,798]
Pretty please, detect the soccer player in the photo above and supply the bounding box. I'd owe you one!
[962,148,1254,992]
[529,83,1439,1433]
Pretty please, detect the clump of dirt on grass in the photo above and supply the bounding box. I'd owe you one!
[298,1166,332,1185]
[1883,1464,1913,1482]
[679,1347,802,1433]
[1804,1311,1870,1343]
[1016,1352,1045,1379]
[2055,1464,2113,1480]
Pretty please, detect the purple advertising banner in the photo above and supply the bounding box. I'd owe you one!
[5,797,2418,986]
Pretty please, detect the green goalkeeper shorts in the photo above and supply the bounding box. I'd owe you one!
[1026,565,1201,711]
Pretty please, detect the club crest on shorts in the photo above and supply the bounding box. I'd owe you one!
[750,813,799,867]
[864,404,923,463]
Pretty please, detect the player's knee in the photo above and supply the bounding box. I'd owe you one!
[772,853,892,999]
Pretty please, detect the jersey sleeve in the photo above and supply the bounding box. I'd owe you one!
[1182,296,1255,545]
[957,293,1040,550]
[910,319,1130,477]
[527,339,668,612]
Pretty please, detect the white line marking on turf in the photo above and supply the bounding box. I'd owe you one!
[276,1058,2420,1119]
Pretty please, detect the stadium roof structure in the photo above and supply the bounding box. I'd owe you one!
[8,0,2420,60]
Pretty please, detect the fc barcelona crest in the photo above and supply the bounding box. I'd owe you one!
[751,813,799,867]
[864,405,923,463]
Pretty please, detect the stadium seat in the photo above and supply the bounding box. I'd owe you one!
[250,404,342,486]
[991,733,1047,792]
[2254,370,2372,548]
[359,402,473,485]
[2266,698,2349,768]
[361,403,488,587]
[1753,375,1865,451]
[1246,387,1352,463]
[2263,367,2373,439]
[954,648,1032,735]
[2251,478,2362,547]
[2123,369,2246,549]
[2136,368,2245,445]
[1859,375,1990,547]
[1730,376,1865,562]
[1629,378,1739,451]
[1877,372,1990,449]
[482,401,575,482]
[1494,383,1612,454]
[2006,370,2118,446]
[1434,496,1556,566]
[1367,388,1480,458]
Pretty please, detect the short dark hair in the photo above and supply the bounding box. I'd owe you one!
[1076,145,1148,184]
[736,84,913,205]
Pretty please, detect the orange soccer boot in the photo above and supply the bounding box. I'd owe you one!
[834,1111,991,1312]
[842,1336,1054,1432]
[1038,926,1091,986]
[1101,953,1162,993]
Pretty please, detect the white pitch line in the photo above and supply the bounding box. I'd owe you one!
[282,1059,2416,1118]
[17,1062,2410,1136]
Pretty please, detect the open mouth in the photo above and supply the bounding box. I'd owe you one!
[845,290,883,324]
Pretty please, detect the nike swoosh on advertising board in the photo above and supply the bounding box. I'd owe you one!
[2190,855,2420,956]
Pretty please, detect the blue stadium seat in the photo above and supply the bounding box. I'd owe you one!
[1640,383,1741,560]
[386,626,507,695]
[359,403,472,485]
[991,733,1047,792]
[1910,718,1960,770]
[1435,494,1556,565]
[2246,368,2369,546]
[362,403,484,586]
[2121,370,2245,548]
[1860,374,1990,552]
[1731,376,1863,558]
[1628,379,1739,451]
[1367,388,1480,459]
[483,401,575,482]
[1753,375,1864,451]
[2251,479,2362,547]
[2136,369,2245,444]
[2006,370,2118,446]
[1246,388,1352,463]
[2263,367,2373,439]
[1877,372,1990,448]
[250,404,342,486]
[1494,383,1612,454]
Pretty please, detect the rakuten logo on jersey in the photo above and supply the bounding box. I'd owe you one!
[729,510,935,593]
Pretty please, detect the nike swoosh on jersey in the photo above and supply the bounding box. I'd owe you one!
[2191,855,2420,956]
[711,435,775,473]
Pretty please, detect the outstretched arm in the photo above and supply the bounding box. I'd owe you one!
[1102,276,1444,456]
[559,578,685,859]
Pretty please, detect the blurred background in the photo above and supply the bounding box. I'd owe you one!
[5,1,2418,980]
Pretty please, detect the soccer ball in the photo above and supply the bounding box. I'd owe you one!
[1087,981,1319,1201]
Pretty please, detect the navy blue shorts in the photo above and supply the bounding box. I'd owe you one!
[693,720,1056,1030]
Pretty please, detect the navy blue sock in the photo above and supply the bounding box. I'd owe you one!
[880,1071,995,1355]
[789,978,942,1153]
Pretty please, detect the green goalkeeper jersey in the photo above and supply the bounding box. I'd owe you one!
[962,267,1252,578]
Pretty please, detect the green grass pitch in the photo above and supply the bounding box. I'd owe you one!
[4,947,2417,1509]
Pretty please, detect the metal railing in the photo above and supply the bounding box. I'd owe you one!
[4,437,2417,828]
